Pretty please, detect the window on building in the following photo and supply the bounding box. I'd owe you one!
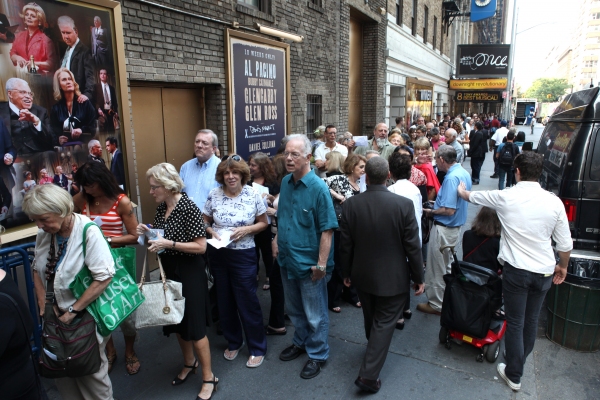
[306,95,322,136]
[585,60,598,68]
[423,6,428,43]
[440,21,444,53]
[592,12,600,19]
[239,0,267,11]
[412,0,418,36]
[396,0,403,26]
[433,16,438,49]
[309,0,323,6]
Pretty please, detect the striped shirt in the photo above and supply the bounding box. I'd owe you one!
[180,155,220,210]
[82,194,125,237]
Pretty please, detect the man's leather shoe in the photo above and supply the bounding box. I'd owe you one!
[490,174,499,178]
[416,302,441,315]
[355,376,381,393]
[279,344,306,361]
[300,359,325,379]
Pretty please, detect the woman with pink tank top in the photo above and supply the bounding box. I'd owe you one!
[73,162,141,375]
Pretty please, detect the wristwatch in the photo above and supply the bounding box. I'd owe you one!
[68,305,83,315]
[316,265,326,272]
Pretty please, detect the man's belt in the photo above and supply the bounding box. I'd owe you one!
[434,220,460,228]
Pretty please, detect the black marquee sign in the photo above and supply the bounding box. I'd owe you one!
[456,44,511,77]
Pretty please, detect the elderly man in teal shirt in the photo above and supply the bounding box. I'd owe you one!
[273,134,338,380]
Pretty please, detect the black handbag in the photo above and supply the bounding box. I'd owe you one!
[333,199,343,221]
[38,234,101,379]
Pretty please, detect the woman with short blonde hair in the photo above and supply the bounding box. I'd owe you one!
[146,163,185,193]
[324,151,345,177]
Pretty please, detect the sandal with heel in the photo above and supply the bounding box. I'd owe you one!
[197,375,219,400]
[172,359,198,386]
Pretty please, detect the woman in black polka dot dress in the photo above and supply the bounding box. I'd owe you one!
[137,163,218,400]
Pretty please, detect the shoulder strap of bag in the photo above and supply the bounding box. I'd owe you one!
[464,237,490,260]
[0,292,47,400]
[81,221,98,258]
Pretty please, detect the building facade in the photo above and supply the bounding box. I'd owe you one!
[385,0,453,128]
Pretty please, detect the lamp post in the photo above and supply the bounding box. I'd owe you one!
[503,0,518,124]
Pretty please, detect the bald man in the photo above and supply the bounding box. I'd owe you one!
[354,123,395,161]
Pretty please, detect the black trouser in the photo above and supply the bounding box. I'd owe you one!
[470,156,485,181]
[327,230,359,309]
[503,263,552,383]
[267,258,286,329]
[493,146,499,175]
[255,228,273,278]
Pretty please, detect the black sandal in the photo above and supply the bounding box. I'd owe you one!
[197,375,219,400]
[172,359,198,386]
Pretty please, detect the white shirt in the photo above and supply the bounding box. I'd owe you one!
[469,181,573,274]
[388,179,423,243]
[101,82,111,108]
[63,37,80,70]
[9,101,41,131]
[313,142,348,178]
[491,127,508,144]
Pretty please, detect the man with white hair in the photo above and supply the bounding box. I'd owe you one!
[91,16,111,68]
[58,15,95,102]
[0,78,53,156]
[354,123,395,160]
[443,128,464,164]
[273,134,338,380]
[87,139,104,164]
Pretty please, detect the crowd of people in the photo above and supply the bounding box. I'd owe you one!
[1,110,572,398]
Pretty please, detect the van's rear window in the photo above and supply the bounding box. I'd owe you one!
[552,88,598,119]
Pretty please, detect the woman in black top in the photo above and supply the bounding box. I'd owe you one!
[0,268,42,399]
[462,206,502,274]
[136,163,217,400]
[248,152,279,291]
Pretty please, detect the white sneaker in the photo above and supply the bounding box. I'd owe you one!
[497,363,521,391]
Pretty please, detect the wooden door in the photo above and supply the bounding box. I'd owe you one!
[349,18,363,136]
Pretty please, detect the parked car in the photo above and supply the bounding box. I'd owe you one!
[537,87,600,262]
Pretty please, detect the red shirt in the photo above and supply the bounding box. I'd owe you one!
[9,29,57,74]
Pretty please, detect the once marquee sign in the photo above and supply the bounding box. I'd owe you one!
[456,44,511,77]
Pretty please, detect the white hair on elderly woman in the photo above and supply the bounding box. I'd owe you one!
[286,134,312,156]
[146,163,185,193]
[23,184,74,217]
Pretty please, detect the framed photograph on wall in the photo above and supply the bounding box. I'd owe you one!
[225,29,291,160]
[0,0,130,238]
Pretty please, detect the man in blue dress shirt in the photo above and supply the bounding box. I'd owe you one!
[417,144,472,315]
[180,129,220,209]
[273,134,338,380]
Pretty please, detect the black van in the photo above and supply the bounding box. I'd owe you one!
[537,87,600,252]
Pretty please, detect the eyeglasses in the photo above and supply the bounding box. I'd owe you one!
[222,155,242,162]
[283,151,303,160]
[149,185,163,191]
[10,89,34,98]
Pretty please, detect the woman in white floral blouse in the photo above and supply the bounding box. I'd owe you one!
[203,155,269,368]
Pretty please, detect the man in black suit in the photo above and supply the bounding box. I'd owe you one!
[1,78,54,156]
[340,156,424,394]
[58,15,95,103]
[94,69,118,132]
[106,136,125,190]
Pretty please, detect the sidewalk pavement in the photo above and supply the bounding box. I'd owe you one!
[43,140,600,399]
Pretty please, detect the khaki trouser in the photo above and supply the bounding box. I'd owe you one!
[424,224,462,312]
[55,337,113,400]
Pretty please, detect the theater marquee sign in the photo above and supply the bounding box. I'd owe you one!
[455,91,503,102]
[226,30,291,160]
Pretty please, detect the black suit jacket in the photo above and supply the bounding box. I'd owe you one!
[53,174,68,190]
[63,42,95,101]
[469,129,486,158]
[0,102,53,156]
[93,83,118,114]
[110,149,126,189]
[340,185,423,297]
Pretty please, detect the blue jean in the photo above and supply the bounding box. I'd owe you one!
[498,167,514,190]
[208,247,267,356]
[503,263,552,383]
[280,265,331,361]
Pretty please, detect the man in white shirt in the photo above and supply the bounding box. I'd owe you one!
[458,151,572,392]
[489,120,509,178]
[313,125,348,178]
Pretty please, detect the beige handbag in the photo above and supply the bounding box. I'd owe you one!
[134,253,185,329]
